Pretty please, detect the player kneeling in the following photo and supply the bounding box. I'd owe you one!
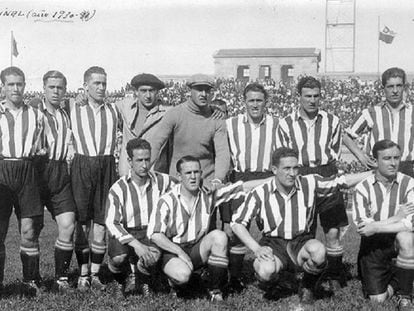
[148,156,266,303]
[354,140,414,311]
[231,148,371,304]
[105,138,175,296]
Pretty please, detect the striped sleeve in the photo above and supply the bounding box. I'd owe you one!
[314,175,346,198]
[331,117,342,157]
[147,195,171,239]
[105,184,133,244]
[347,108,371,139]
[213,181,245,207]
[155,172,176,195]
[352,182,374,225]
[231,190,261,227]
[275,120,290,148]
[402,187,414,230]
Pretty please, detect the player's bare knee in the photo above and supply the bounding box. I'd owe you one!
[111,254,128,266]
[20,223,36,242]
[396,231,414,254]
[369,292,388,303]
[92,223,106,243]
[57,213,75,238]
[306,240,326,264]
[325,228,340,247]
[210,230,228,246]
[254,259,278,282]
[168,266,192,285]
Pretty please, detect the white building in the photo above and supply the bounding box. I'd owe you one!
[213,48,321,83]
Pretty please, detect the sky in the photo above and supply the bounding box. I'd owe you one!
[0,0,413,91]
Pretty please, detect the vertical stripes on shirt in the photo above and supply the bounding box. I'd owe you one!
[148,181,245,244]
[40,101,71,161]
[347,104,414,161]
[0,102,43,158]
[352,172,414,225]
[105,171,174,244]
[231,175,345,239]
[276,110,341,167]
[71,101,118,156]
[226,114,278,172]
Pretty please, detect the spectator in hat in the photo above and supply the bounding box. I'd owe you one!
[116,73,171,175]
[148,74,230,189]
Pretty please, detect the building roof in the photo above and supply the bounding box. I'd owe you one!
[213,48,320,60]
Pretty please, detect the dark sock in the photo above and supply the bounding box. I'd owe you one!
[229,253,244,279]
[395,266,414,296]
[54,240,73,279]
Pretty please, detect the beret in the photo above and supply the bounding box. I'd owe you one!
[186,74,215,89]
[131,73,165,90]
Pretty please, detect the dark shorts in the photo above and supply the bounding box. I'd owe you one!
[220,170,274,223]
[299,163,348,231]
[71,154,117,224]
[162,240,203,270]
[0,159,43,219]
[358,234,398,296]
[34,157,76,217]
[108,228,159,259]
[399,161,414,178]
[259,234,313,272]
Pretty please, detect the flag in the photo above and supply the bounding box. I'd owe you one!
[11,33,18,57]
[379,26,396,44]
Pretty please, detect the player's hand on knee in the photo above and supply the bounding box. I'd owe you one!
[134,244,157,266]
[357,221,377,237]
[254,246,274,262]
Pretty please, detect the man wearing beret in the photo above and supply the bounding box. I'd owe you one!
[148,74,230,190]
[116,73,171,176]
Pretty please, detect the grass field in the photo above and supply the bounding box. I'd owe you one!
[0,211,399,311]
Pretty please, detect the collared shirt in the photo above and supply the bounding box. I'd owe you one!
[352,172,414,229]
[38,100,71,161]
[70,100,119,156]
[347,102,414,161]
[0,101,43,158]
[148,181,245,244]
[226,114,278,172]
[231,175,346,240]
[105,170,175,244]
[276,109,342,167]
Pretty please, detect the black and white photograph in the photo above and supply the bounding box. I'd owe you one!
[0,0,414,310]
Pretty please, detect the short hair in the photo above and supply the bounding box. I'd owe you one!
[0,66,25,84]
[297,76,321,95]
[83,66,106,83]
[271,147,298,167]
[381,67,406,86]
[243,83,268,100]
[372,139,401,159]
[176,155,200,173]
[126,138,151,159]
[43,70,67,87]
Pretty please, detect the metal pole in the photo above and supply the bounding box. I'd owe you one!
[10,31,13,67]
[324,0,328,73]
[377,16,380,79]
[352,0,356,72]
